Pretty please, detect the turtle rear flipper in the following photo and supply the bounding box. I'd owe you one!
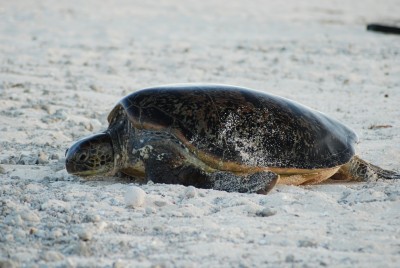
[211,171,278,194]
[335,156,400,181]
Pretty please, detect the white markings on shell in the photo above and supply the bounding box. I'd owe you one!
[156,153,167,161]
[132,145,154,160]
[218,110,271,167]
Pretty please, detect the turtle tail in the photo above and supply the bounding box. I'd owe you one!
[336,155,400,182]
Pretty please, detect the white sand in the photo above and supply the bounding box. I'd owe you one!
[1,0,400,267]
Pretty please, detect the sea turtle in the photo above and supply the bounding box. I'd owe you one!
[65,84,399,194]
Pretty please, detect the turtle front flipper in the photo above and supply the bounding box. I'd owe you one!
[335,155,400,181]
[211,171,278,194]
[142,142,214,189]
[141,141,278,194]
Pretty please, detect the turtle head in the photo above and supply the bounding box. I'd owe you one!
[65,133,115,176]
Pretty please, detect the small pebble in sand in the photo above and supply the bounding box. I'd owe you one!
[298,239,318,248]
[20,210,40,223]
[145,207,156,214]
[256,208,277,217]
[113,260,126,268]
[42,251,64,262]
[17,154,36,165]
[285,254,295,263]
[77,228,93,241]
[51,229,63,239]
[89,84,103,92]
[124,186,146,207]
[50,153,60,160]
[84,214,101,223]
[154,200,167,207]
[0,260,18,268]
[0,165,5,174]
[184,186,197,198]
[37,151,49,164]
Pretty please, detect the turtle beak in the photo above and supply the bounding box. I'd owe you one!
[65,145,80,174]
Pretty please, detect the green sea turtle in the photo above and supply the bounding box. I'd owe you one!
[65,84,399,194]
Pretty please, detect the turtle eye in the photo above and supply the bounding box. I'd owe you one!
[78,152,89,162]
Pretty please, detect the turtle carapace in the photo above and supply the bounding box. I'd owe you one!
[65,84,400,194]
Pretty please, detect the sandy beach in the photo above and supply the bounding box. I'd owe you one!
[1,0,400,267]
